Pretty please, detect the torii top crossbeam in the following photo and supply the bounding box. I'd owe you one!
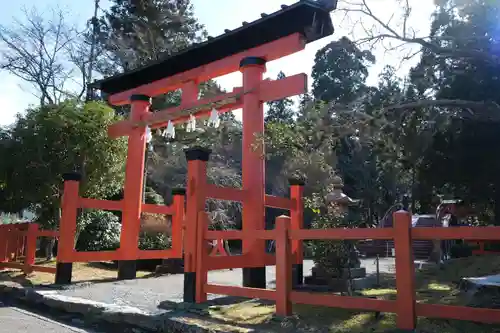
[90,0,335,105]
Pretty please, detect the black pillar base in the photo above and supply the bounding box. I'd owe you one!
[243,267,266,288]
[184,272,196,303]
[117,260,137,280]
[292,263,304,287]
[55,262,73,285]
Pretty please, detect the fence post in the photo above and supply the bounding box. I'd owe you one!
[275,215,292,316]
[171,188,186,258]
[393,210,416,331]
[195,211,208,303]
[184,146,211,303]
[23,223,39,274]
[55,172,81,285]
[15,226,26,261]
[6,226,18,261]
[0,226,7,268]
[479,241,485,254]
[289,178,305,287]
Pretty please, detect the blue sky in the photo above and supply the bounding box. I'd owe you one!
[0,0,434,125]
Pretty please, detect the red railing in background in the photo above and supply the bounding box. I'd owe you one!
[0,222,58,274]
[466,240,500,255]
[193,211,500,331]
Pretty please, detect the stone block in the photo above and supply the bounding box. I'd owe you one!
[460,274,500,309]
[304,274,376,292]
[155,258,184,275]
[312,266,366,279]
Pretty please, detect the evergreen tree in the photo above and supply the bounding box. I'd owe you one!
[312,37,375,104]
[95,0,207,75]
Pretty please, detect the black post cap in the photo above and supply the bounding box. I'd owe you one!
[62,172,82,182]
[289,177,306,186]
[130,94,152,103]
[172,188,186,196]
[184,146,212,161]
[239,56,266,69]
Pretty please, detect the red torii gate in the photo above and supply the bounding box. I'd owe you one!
[108,50,307,293]
[59,1,335,301]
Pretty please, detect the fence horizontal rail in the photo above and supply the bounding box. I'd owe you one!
[0,223,30,229]
[206,184,246,202]
[411,226,500,240]
[205,230,276,240]
[3,230,27,237]
[0,262,25,269]
[289,228,394,240]
[289,291,397,313]
[205,284,276,300]
[36,230,59,237]
[69,250,122,262]
[79,198,123,211]
[205,253,288,270]
[31,265,57,274]
[265,195,293,210]
[416,303,500,324]
[0,262,56,274]
[142,203,174,216]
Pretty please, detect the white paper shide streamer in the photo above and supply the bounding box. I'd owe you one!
[186,114,197,132]
[164,120,175,139]
[208,108,220,128]
[145,126,152,143]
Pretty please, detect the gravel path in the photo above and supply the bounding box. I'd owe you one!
[54,258,396,314]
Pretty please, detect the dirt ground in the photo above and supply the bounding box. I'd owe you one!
[0,259,151,287]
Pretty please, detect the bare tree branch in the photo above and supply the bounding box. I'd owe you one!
[337,0,500,65]
[0,7,84,106]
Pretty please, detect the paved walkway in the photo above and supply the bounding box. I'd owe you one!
[55,258,396,314]
[0,301,95,333]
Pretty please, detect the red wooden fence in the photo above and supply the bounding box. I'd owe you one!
[467,240,500,255]
[194,210,500,330]
[0,222,58,274]
[58,177,185,264]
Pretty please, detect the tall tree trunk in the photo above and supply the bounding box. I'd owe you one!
[495,176,500,226]
[45,208,61,261]
[410,166,416,212]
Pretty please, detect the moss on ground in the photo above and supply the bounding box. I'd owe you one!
[204,255,500,332]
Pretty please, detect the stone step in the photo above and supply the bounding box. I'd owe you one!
[304,275,376,291]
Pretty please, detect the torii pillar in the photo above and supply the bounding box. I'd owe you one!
[117,94,151,280]
[240,57,267,288]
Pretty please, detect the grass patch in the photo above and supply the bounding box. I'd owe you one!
[0,259,151,286]
[204,255,500,332]
[208,301,500,332]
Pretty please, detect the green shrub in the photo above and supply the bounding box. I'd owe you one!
[76,210,121,252]
[138,232,171,250]
[307,193,362,276]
